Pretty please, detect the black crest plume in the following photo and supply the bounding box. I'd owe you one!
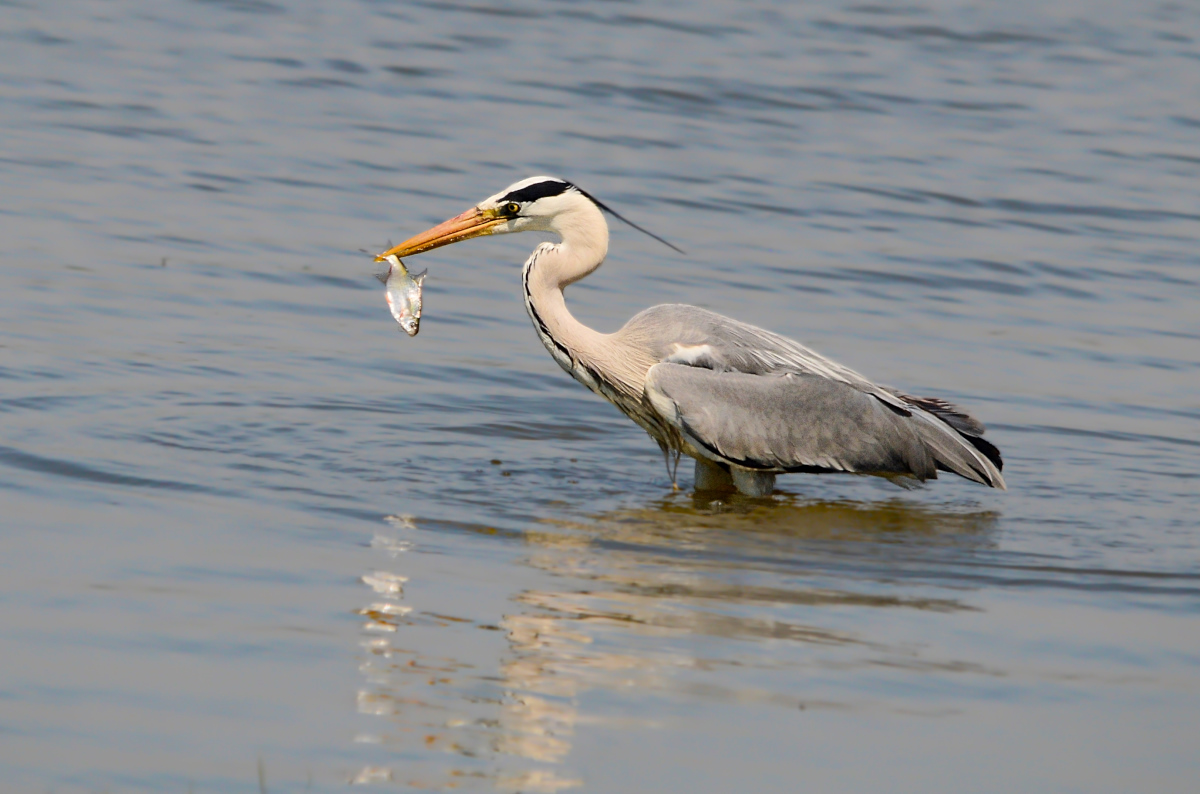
[572,184,685,255]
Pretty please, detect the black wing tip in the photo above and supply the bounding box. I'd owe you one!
[964,433,1003,472]
[898,391,1002,472]
[901,394,986,435]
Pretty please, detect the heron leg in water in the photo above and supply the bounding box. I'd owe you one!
[694,460,775,496]
[693,458,734,492]
[731,468,776,497]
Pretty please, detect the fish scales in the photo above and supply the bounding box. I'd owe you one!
[379,254,425,336]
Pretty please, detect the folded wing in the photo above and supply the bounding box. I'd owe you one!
[644,363,1005,488]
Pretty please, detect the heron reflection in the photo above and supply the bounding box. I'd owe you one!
[353,499,996,789]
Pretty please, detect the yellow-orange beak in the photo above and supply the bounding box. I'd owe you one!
[374,207,507,261]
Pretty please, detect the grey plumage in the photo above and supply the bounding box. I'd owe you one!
[376,176,1006,495]
[648,367,937,476]
[627,305,1004,488]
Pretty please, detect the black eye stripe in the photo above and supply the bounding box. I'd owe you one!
[500,179,573,205]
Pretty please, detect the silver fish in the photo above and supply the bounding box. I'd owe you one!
[379,254,425,336]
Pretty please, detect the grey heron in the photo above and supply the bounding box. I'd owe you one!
[376,176,1005,496]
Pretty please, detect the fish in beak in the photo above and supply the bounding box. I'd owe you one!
[378,254,425,337]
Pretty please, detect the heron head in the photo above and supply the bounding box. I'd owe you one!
[373,176,587,261]
[373,175,681,261]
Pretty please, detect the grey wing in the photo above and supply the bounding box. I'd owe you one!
[622,304,914,412]
[643,365,1005,488]
[625,305,1005,487]
[644,364,939,477]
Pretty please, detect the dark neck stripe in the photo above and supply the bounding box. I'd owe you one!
[522,254,571,360]
[502,179,573,205]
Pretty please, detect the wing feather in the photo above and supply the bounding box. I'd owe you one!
[645,363,1005,488]
[645,364,938,478]
[623,304,914,412]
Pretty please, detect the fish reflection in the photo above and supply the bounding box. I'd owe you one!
[354,499,997,789]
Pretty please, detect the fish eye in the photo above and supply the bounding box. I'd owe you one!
[505,202,520,215]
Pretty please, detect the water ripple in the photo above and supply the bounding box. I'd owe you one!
[0,444,222,494]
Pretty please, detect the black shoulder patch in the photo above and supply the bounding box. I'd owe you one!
[501,179,573,205]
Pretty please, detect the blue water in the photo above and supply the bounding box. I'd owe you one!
[2,1,1198,791]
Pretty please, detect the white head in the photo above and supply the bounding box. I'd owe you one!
[481,175,598,234]
[374,176,680,263]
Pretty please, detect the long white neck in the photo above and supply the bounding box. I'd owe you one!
[521,200,649,399]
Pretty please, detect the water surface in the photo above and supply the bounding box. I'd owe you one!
[2,0,1199,791]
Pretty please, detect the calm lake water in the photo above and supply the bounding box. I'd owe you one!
[2,0,1199,791]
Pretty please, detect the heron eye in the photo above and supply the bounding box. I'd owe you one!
[505,202,520,215]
